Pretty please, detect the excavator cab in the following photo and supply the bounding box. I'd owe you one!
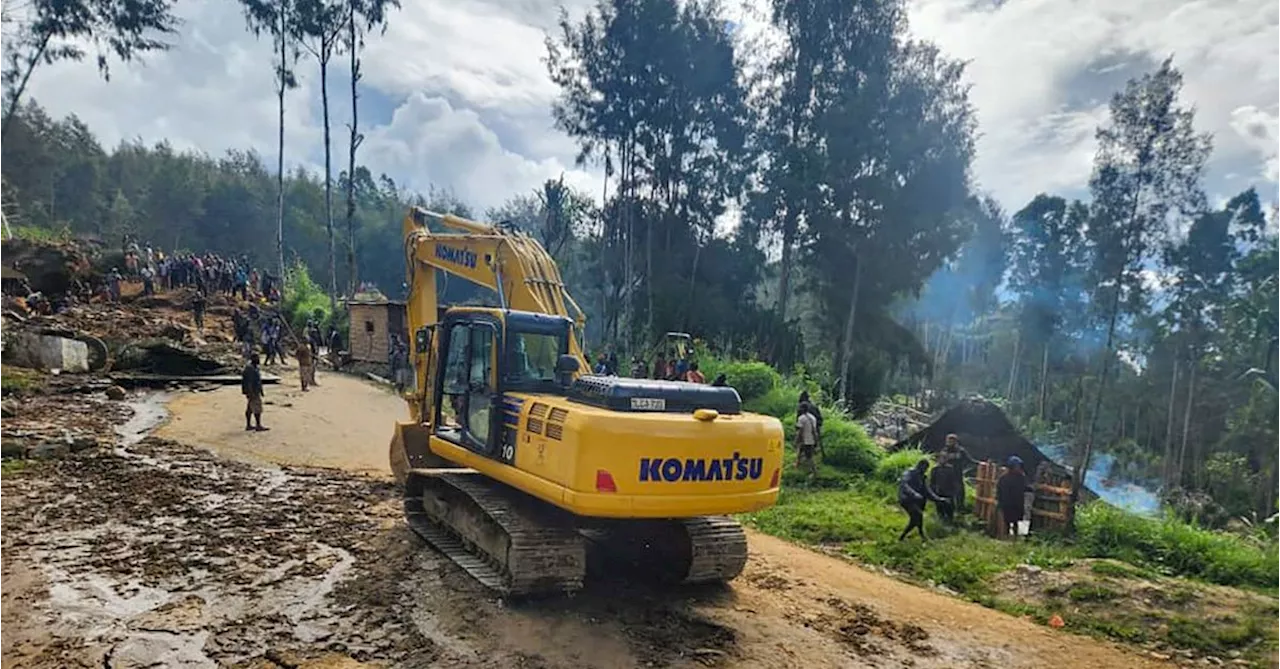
[430,308,579,464]
[663,332,694,361]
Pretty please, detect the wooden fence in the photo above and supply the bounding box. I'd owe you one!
[972,460,1074,537]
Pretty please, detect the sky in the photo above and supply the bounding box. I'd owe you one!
[18,0,1280,219]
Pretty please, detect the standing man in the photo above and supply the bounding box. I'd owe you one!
[191,288,207,331]
[295,337,314,391]
[997,456,1031,539]
[795,401,820,477]
[935,433,975,514]
[241,354,268,432]
[797,391,823,438]
[108,268,123,303]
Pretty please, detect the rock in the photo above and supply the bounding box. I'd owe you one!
[1016,564,1042,576]
[1204,657,1223,666]
[106,385,127,401]
[1,439,29,458]
[29,442,69,459]
[1,400,15,418]
[69,436,98,452]
[4,332,90,373]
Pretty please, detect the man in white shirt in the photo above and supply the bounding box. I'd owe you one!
[795,401,819,476]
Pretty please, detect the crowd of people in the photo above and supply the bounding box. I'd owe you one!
[115,235,281,304]
[894,435,1033,543]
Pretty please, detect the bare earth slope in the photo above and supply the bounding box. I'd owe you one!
[2,370,1170,669]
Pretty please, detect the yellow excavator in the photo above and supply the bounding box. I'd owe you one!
[388,207,784,596]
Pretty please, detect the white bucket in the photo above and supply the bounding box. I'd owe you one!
[1017,520,1031,536]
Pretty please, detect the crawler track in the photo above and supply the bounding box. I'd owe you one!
[404,471,749,595]
[403,470,586,597]
[582,516,749,585]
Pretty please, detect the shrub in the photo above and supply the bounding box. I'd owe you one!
[743,385,800,418]
[819,417,882,475]
[719,361,779,402]
[281,261,333,331]
[875,448,926,484]
[1076,502,1278,589]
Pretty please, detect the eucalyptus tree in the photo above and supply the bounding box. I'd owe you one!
[1071,58,1211,523]
[341,0,398,295]
[297,0,347,310]
[242,0,303,281]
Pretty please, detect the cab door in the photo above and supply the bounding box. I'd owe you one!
[434,317,500,458]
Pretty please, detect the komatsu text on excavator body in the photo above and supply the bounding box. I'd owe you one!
[388,207,783,596]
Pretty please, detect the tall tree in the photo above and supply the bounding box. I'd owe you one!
[1071,58,1212,524]
[1,0,180,139]
[242,0,303,283]
[547,0,752,348]
[341,0,397,296]
[1008,194,1090,417]
[1161,189,1267,487]
[297,0,347,311]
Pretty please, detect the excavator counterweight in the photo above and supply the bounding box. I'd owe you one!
[388,207,783,595]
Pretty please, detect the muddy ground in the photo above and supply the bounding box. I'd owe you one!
[1,377,1177,669]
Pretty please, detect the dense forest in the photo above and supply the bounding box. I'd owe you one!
[2,0,1276,522]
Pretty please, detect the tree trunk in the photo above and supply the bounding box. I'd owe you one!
[776,208,798,321]
[1162,358,1179,487]
[1038,344,1050,419]
[1070,271,1123,530]
[0,33,51,140]
[275,2,288,284]
[837,249,862,401]
[321,53,337,313]
[344,10,361,298]
[1176,360,1196,487]
[1006,331,1021,403]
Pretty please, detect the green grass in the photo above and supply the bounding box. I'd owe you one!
[1077,502,1278,590]
[10,224,73,243]
[742,483,1078,594]
[0,366,41,396]
[1,459,29,476]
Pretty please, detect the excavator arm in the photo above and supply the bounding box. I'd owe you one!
[398,207,588,422]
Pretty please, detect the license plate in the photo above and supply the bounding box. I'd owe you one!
[630,397,666,411]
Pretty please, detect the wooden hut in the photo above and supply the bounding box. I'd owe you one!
[346,293,407,365]
[891,398,1097,505]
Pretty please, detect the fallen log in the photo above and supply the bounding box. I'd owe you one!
[108,372,281,388]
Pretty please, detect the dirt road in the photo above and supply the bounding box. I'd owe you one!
[2,373,1173,669]
[158,369,401,474]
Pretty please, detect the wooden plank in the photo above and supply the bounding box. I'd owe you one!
[1030,509,1067,521]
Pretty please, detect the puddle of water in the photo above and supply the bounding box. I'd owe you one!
[45,569,170,633]
[114,393,172,448]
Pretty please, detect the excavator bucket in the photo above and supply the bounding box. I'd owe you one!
[389,421,445,485]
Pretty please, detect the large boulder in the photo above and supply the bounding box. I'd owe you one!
[2,331,90,372]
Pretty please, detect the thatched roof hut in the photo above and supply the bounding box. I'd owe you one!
[891,398,1096,501]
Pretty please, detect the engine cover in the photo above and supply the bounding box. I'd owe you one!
[568,375,742,414]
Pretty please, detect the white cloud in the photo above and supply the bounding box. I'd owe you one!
[12,0,1279,229]
[908,0,1279,207]
[361,92,593,212]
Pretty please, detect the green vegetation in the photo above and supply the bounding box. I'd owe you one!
[0,366,41,396]
[1076,503,1278,590]
[0,459,30,476]
[720,350,1277,658]
[280,261,336,331]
